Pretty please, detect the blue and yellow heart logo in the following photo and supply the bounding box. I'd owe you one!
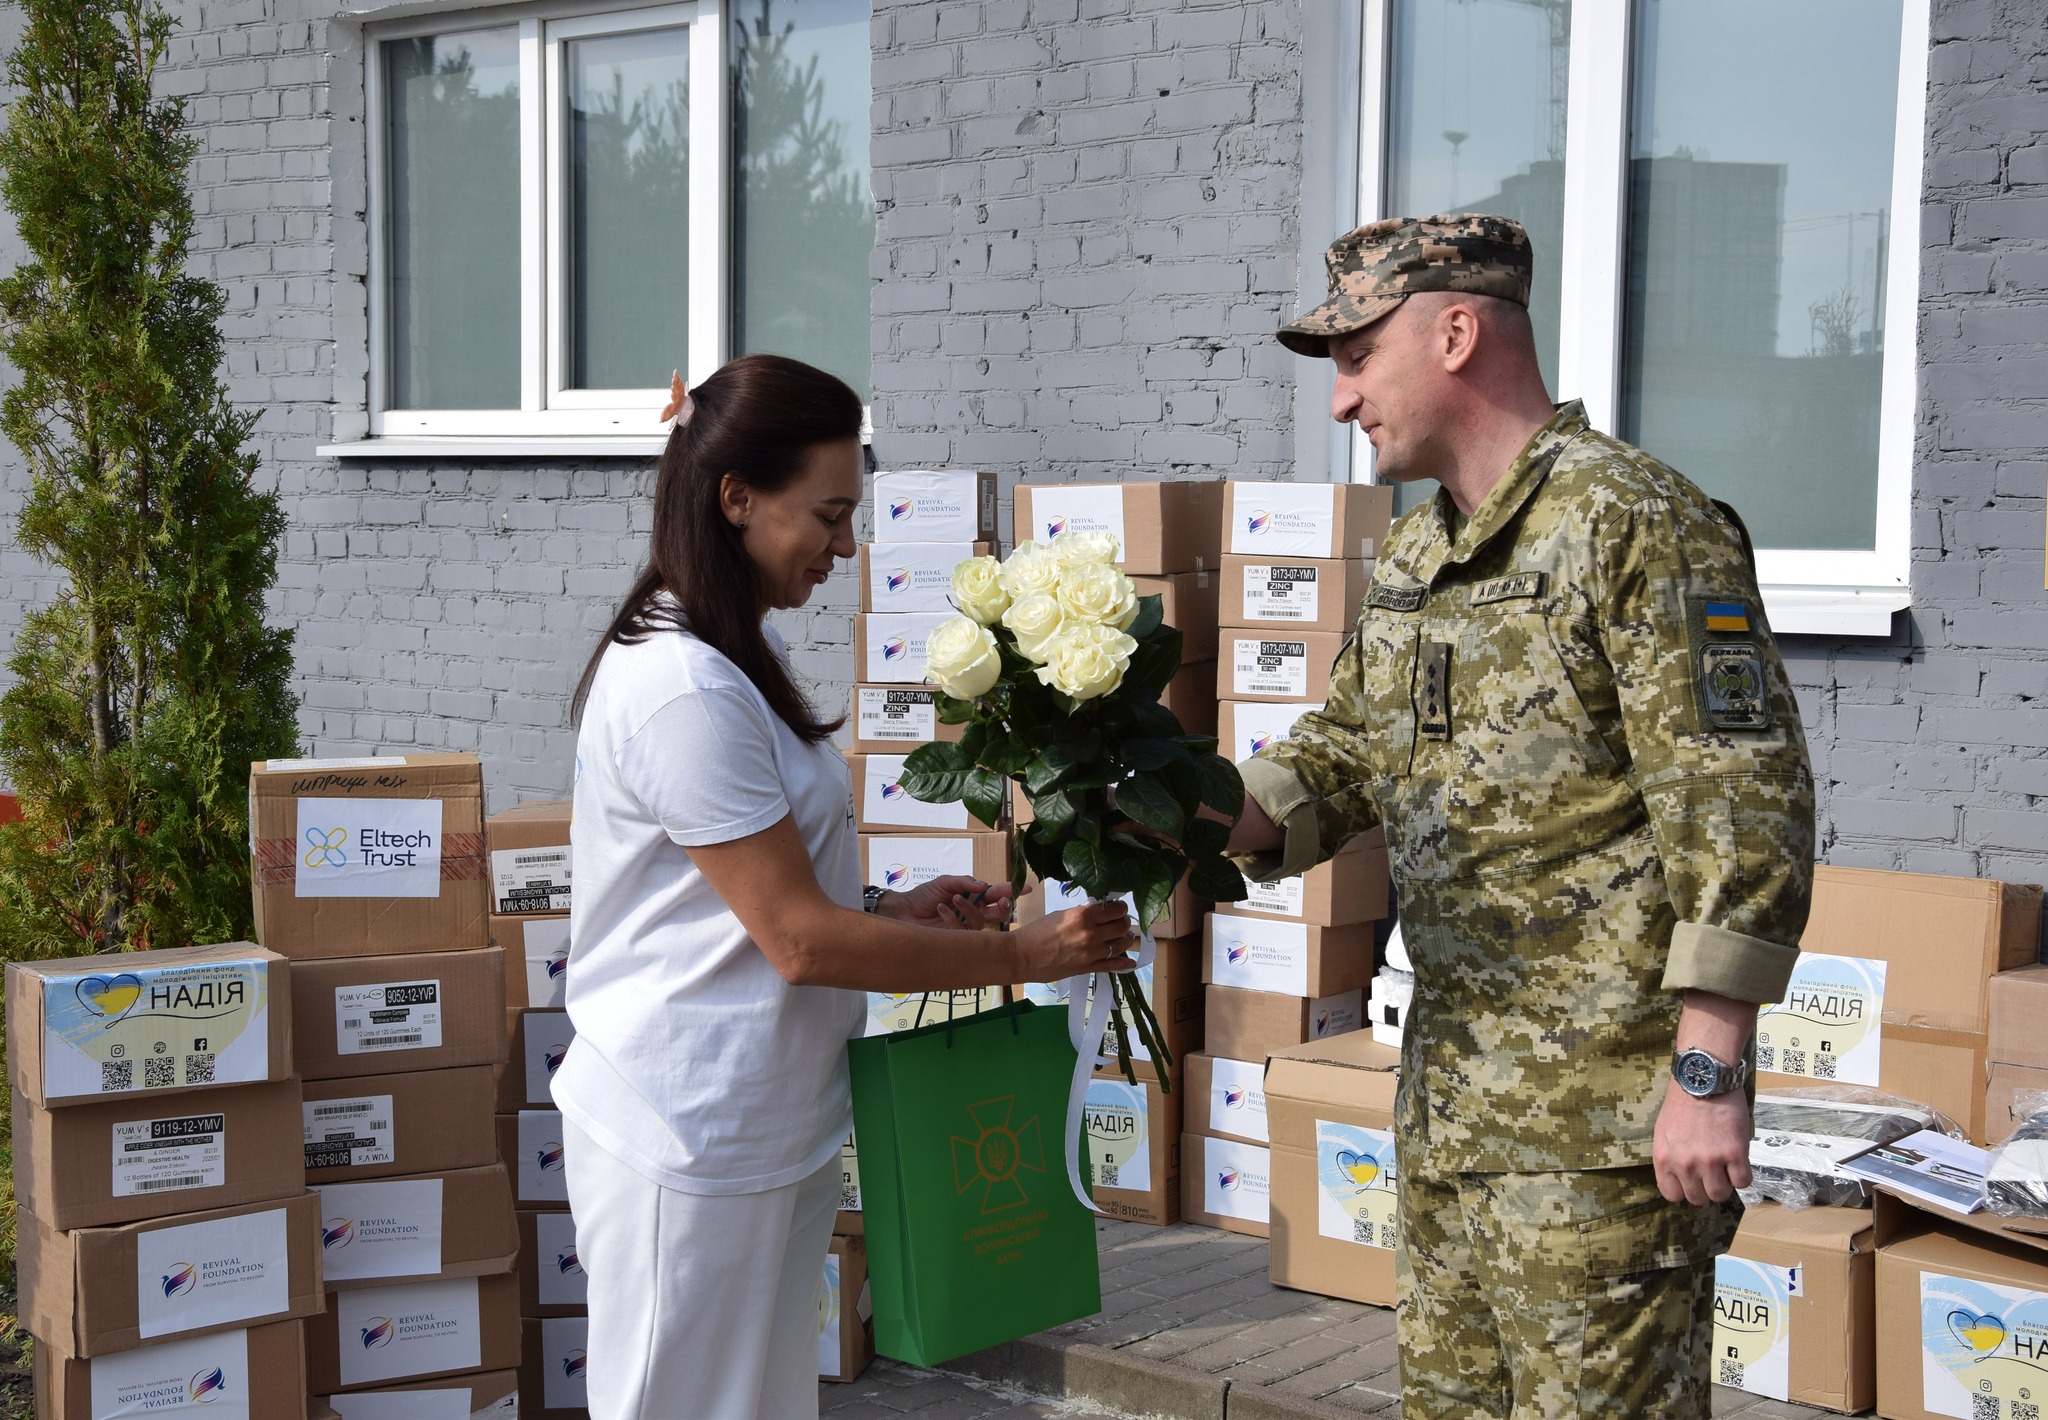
[1950,1310,2008,1354]
[75,973,144,1022]
[1336,1149,1382,1189]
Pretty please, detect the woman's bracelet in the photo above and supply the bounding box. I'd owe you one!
[862,885,887,915]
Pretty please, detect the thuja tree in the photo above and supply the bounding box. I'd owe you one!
[0,0,297,959]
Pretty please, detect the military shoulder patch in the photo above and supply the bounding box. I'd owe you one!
[1700,643,1770,731]
[1366,582,1427,613]
[1469,572,1546,606]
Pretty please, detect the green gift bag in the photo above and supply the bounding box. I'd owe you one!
[847,999,1102,1366]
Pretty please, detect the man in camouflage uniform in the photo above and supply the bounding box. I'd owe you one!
[1228,214,1814,1417]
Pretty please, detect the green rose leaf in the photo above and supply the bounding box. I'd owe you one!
[1117,773,1185,838]
[1187,853,1249,902]
[958,720,992,762]
[1127,593,1165,641]
[1122,631,1182,698]
[1181,815,1233,860]
[1030,786,1077,834]
[1116,737,1182,772]
[1194,751,1245,818]
[979,733,1035,776]
[1136,853,1180,934]
[1062,839,1114,899]
[963,768,1007,829]
[905,741,969,775]
[935,693,978,725]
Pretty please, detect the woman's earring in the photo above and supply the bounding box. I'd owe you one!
[735,520,748,530]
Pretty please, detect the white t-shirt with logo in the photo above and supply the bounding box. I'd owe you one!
[551,620,866,1196]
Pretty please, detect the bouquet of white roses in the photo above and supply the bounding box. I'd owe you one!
[902,531,1247,1091]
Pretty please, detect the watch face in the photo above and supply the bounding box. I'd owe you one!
[1677,1051,1718,1095]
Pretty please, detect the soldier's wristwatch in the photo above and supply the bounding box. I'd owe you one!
[1671,1047,1748,1098]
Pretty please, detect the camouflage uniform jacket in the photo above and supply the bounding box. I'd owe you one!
[1238,401,1815,1174]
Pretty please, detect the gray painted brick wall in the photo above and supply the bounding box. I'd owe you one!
[0,0,2044,867]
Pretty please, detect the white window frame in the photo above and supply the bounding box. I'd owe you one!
[1348,0,1929,635]
[359,0,725,444]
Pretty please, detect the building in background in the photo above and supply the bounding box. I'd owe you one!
[0,0,2041,884]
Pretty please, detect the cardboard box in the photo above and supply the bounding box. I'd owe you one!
[1203,913,1376,997]
[290,948,506,1081]
[1219,630,1350,703]
[849,684,967,753]
[1987,1060,2048,1144]
[1756,867,2043,1142]
[1711,1201,1874,1413]
[315,1163,518,1290]
[1084,1070,1183,1226]
[496,1110,572,1209]
[1180,1132,1270,1237]
[1231,840,1389,926]
[1225,482,1393,561]
[1014,934,1205,1073]
[302,1065,497,1184]
[520,1315,592,1417]
[1014,480,1226,575]
[325,1369,519,1418]
[517,1208,588,1316]
[495,1008,573,1110]
[853,610,952,684]
[1991,963,2048,1070]
[1265,1032,1402,1306]
[849,753,1002,833]
[1185,1052,1271,1145]
[1204,984,1363,1063]
[861,831,1009,894]
[18,1191,322,1358]
[1219,699,1325,763]
[872,469,999,543]
[491,914,569,1010]
[249,753,489,958]
[857,540,995,613]
[8,942,292,1110]
[1163,658,1219,738]
[13,1076,306,1232]
[484,799,572,915]
[1220,555,1374,633]
[1873,1199,2048,1420]
[1131,569,1221,663]
[307,1272,520,1394]
[35,1318,307,1420]
[818,1233,876,1384]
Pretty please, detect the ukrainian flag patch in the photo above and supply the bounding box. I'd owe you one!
[1704,601,1750,633]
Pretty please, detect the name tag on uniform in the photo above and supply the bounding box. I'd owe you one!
[1367,582,1427,613]
[1469,572,1546,606]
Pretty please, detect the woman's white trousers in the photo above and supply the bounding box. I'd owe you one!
[561,1117,839,1420]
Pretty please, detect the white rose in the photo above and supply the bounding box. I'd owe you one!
[1033,621,1138,700]
[951,555,1010,624]
[1001,593,1067,664]
[1000,541,1064,601]
[924,616,1002,699]
[1049,530,1121,566]
[1056,561,1140,631]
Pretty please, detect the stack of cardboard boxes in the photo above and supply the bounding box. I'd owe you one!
[11,943,322,1417]
[1987,960,2048,1142]
[248,754,520,1415]
[477,799,590,1418]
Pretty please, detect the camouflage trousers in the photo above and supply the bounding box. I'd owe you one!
[1395,1161,1740,1418]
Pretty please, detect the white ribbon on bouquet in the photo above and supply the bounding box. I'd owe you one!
[1059,918,1157,1213]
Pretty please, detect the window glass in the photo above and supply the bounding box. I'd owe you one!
[731,0,875,400]
[566,27,691,391]
[384,28,521,410]
[1383,0,1571,514]
[1621,0,1902,551]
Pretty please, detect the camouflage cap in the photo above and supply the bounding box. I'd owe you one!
[1276,213,1534,358]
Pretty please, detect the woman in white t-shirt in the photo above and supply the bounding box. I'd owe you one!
[554,354,1134,1420]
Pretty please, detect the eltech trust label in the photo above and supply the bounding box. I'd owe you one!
[295,797,444,899]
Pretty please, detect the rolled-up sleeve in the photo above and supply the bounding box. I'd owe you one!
[1233,636,1384,883]
[1598,495,1816,1004]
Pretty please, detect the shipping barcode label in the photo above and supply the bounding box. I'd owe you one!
[856,686,937,743]
[334,979,443,1056]
[111,1114,227,1198]
[491,844,571,913]
[303,1094,395,1170]
[1230,638,1311,697]
[1241,564,1321,622]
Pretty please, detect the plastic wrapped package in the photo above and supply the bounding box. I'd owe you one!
[1986,1089,2048,1219]
[1741,1086,1960,1210]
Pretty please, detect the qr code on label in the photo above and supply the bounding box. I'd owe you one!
[1756,1045,1775,1071]
[839,1186,859,1212]
[100,1059,133,1092]
[2012,1401,2039,1420]
[1972,1396,1999,1420]
[1813,1053,1837,1080]
[144,1056,176,1089]
[1719,1358,1745,1389]
[1781,1049,1807,1075]
[1098,1164,1120,1189]
[185,1053,216,1085]
[1381,1223,1398,1248]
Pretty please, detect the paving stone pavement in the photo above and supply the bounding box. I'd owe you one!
[820,1357,1138,1418]
[843,1218,1853,1420]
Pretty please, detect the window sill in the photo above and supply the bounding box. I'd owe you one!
[1761,584,1911,637]
[317,437,667,460]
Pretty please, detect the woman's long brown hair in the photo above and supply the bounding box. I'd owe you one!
[572,354,861,742]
